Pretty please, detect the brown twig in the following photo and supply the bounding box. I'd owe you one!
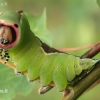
[80,42,100,93]
[0,59,28,76]
[81,42,100,58]
[62,42,100,100]
[63,42,100,100]
[59,42,98,52]
[0,59,16,70]
[65,60,100,100]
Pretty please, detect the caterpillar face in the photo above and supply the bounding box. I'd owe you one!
[0,11,25,49]
[0,11,23,63]
[0,11,33,64]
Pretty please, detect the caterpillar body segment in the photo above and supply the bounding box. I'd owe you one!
[40,53,59,86]
[13,36,41,72]
[74,57,82,75]
[0,11,98,99]
[52,53,68,91]
[66,55,76,82]
[27,47,46,80]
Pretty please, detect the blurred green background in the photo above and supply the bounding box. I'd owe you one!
[0,0,100,100]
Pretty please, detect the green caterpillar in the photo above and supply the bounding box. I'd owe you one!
[0,11,98,98]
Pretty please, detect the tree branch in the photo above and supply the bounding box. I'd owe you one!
[65,60,100,100]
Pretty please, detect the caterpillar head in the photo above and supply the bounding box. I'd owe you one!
[0,11,30,49]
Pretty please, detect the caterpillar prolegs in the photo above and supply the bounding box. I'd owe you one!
[0,11,98,99]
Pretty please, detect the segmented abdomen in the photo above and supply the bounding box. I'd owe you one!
[10,37,96,92]
[39,52,95,91]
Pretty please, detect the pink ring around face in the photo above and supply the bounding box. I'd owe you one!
[0,22,19,49]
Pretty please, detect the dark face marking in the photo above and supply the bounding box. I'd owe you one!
[0,26,12,45]
[0,48,10,64]
[0,25,16,46]
[14,24,18,28]
[0,39,10,45]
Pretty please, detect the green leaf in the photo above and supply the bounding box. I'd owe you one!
[97,0,100,6]
[0,9,51,100]
[0,64,34,100]
[25,8,52,47]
